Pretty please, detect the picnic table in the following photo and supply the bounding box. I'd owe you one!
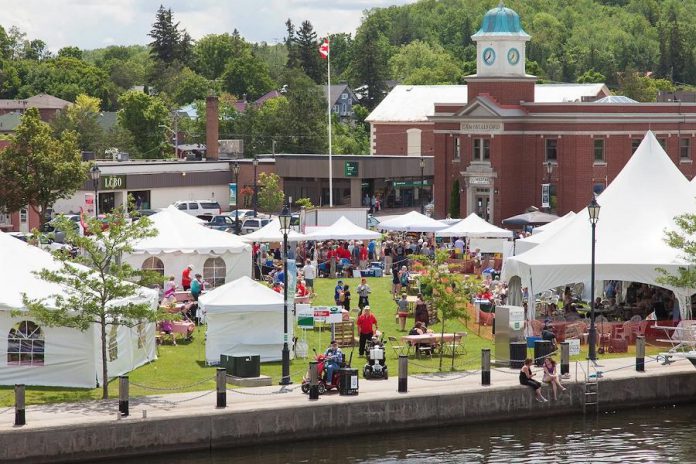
[401,333,464,352]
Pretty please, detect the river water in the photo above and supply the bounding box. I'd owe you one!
[115,404,696,463]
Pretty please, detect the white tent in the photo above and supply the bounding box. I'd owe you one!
[436,213,513,238]
[0,231,158,388]
[503,131,696,319]
[159,205,206,224]
[514,212,576,255]
[241,218,308,242]
[200,276,291,363]
[378,211,448,232]
[123,207,252,287]
[304,216,382,241]
[532,211,576,235]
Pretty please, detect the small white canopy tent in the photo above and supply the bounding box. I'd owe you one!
[200,276,291,363]
[123,207,252,288]
[0,231,158,388]
[503,131,696,319]
[436,213,513,238]
[378,211,448,232]
[241,218,308,243]
[304,216,382,241]
[514,212,576,256]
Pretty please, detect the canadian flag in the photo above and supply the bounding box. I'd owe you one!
[319,38,329,60]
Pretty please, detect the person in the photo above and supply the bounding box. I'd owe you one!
[190,273,204,301]
[519,358,547,402]
[563,286,573,308]
[384,241,393,275]
[541,320,557,348]
[296,280,309,297]
[409,321,425,336]
[399,266,410,292]
[392,263,401,298]
[334,280,344,306]
[414,293,429,326]
[272,281,282,293]
[542,357,566,400]
[342,284,351,311]
[163,276,176,299]
[181,265,193,291]
[368,239,376,261]
[357,306,378,356]
[303,259,316,293]
[359,244,368,269]
[396,293,409,331]
[454,237,465,256]
[324,340,343,385]
[274,266,285,285]
[357,278,371,310]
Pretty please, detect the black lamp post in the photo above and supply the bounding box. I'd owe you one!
[279,205,292,385]
[90,165,101,217]
[231,161,240,234]
[587,197,601,361]
[419,156,425,214]
[253,156,259,218]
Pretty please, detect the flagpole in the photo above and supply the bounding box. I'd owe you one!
[327,37,333,207]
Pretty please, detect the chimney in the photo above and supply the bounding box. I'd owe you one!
[206,95,219,160]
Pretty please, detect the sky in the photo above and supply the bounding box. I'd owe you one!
[2,0,418,52]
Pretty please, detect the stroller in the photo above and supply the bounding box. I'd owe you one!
[363,334,388,379]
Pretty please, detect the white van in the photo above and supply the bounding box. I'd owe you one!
[172,200,221,218]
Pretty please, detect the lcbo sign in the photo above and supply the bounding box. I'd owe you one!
[101,175,127,190]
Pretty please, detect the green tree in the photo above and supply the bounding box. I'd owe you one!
[148,5,190,65]
[296,20,323,84]
[0,108,86,226]
[389,40,462,85]
[51,94,104,151]
[194,31,247,80]
[58,46,83,60]
[285,19,301,69]
[449,179,460,218]
[350,18,389,109]
[166,67,211,105]
[576,69,606,83]
[296,197,314,209]
[221,50,275,101]
[257,172,285,213]
[22,209,159,399]
[117,90,170,158]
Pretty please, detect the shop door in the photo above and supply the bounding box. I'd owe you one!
[475,189,490,222]
[99,192,116,214]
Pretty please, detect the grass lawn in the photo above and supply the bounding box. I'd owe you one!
[0,275,668,407]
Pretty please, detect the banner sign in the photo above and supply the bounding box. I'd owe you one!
[297,304,313,328]
[327,306,343,324]
[229,183,237,207]
[286,260,297,308]
[344,161,359,177]
[541,183,550,208]
[313,307,330,323]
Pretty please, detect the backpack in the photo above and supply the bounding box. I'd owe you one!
[338,291,345,303]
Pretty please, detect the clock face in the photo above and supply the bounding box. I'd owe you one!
[507,48,520,65]
[482,47,496,66]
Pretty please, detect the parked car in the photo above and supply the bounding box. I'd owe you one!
[172,200,221,218]
[227,209,255,221]
[367,214,380,230]
[8,232,76,256]
[206,215,237,231]
[240,217,271,235]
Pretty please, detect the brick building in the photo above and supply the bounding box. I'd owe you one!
[367,3,696,224]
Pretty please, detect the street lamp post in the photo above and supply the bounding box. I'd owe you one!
[230,162,240,234]
[90,165,101,217]
[279,205,292,385]
[253,156,259,217]
[587,197,601,362]
[419,156,425,214]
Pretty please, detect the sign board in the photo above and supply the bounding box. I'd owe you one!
[297,304,314,328]
[460,121,504,134]
[84,193,95,216]
[568,338,581,356]
[327,306,343,324]
[469,176,491,186]
[101,175,127,190]
[393,180,430,188]
[344,161,359,177]
[508,306,525,331]
[541,183,550,208]
[286,260,297,308]
[313,307,330,323]
[229,183,237,207]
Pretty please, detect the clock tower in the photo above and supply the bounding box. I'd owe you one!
[467,1,535,104]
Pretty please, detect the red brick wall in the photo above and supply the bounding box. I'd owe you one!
[373,123,435,155]
[468,80,535,105]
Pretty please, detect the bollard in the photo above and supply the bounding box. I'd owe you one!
[309,361,319,400]
[14,384,25,426]
[481,349,491,386]
[118,376,129,417]
[636,336,645,372]
[560,342,570,376]
[398,355,408,393]
[216,368,227,408]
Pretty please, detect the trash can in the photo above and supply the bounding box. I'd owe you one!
[231,355,260,378]
[338,368,359,396]
[534,340,553,367]
[509,341,527,369]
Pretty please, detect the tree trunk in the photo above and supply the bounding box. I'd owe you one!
[100,316,109,399]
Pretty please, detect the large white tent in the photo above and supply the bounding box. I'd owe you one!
[123,207,252,287]
[436,213,513,238]
[0,231,158,388]
[378,211,448,232]
[503,132,696,319]
[241,218,308,243]
[514,212,576,255]
[304,216,382,241]
[200,276,291,363]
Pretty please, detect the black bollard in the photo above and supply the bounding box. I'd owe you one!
[398,355,408,393]
[118,376,129,417]
[560,342,570,376]
[481,349,491,386]
[309,361,319,400]
[636,336,645,372]
[14,384,25,426]
[216,368,227,408]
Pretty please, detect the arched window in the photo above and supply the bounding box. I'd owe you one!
[203,257,226,288]
[142,257,165,277]
[8,321,45,366]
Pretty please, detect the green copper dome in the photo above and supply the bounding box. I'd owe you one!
[472,1,529,38]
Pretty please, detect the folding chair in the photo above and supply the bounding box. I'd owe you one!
[443,332,468,356]
[387,335,409,357]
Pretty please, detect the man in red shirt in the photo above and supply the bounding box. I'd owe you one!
[357,306,378,356]
[181,264,193,291]
[359,244,368,269]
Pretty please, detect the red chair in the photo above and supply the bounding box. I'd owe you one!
[608,325,628,353]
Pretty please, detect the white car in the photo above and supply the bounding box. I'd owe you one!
[173,200,221,218]
[240,217,271,235]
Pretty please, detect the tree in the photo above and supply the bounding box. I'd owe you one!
[221,51,275,101]
[58,46,83,60]
[389,41,462,85]
[148,5,190,65]
[285,19,301,69]
[657,210,696,319]
[51,94,104,151]
[350,18,389,109]
[194,32,247,80]
[449,179,460,218]
[296,20,323,83]
[257,172,285,213]
[576,69,606,83]
[117,90,170,158]
[0,108,85,226]
[22,209,159,399]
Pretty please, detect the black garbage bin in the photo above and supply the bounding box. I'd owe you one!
[534,340,553,367]
[231,355,260,378]
[509,341,527,369]
[338,368,359,396]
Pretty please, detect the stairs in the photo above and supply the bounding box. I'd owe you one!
[582,361,601,415]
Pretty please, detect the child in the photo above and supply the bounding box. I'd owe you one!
[396,293,409,331]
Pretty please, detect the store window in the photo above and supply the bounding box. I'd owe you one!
[594,139,605,162]
[142,257,165,277]
[545,139,557,162]
[680,138,691,160]
[203,257,226,288]
[8,321,45,366]
[473,138,490,162]
[453,137,461,160]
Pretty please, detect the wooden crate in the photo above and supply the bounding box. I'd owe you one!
[333,319,355,347]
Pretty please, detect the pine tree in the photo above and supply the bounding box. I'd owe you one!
[148,5,191,65]
[285,19,300,69]
[296,20,323,83]
[350,19,388,109]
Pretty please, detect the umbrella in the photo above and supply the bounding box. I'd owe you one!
[502,210,559,227]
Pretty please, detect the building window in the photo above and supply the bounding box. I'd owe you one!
[631,139,641,154]
[454,137,461,160]
[680,138,691,160]
[545,139,557,161]
[658,138,667,150]
[594,139,605,162]
[406,128,422,156]
[203,257,226,288]
[473,138,490,161]
[341,103,347,114]
[341,93,348,100]
[20,208,27,223]
[8,321,45,366]
[142,257,164,278]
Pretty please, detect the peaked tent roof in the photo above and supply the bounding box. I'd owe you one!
[241,218,308,242]
[502,210,560,226]
[378,211,448,232]
[503,131,696,300]
[199,276,283,313]
[514,212,576,256]
[532,211,576,234]
[436,213,513,238]
[304,216,381,241]
[131,207,250,255]
[158,205,206,224]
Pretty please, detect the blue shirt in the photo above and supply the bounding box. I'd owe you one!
[191,279,202,295]
[274,270,285,284]
[368,240,376,253]
[334,284,343,301]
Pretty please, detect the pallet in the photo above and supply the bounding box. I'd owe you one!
[333,320,355,347]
